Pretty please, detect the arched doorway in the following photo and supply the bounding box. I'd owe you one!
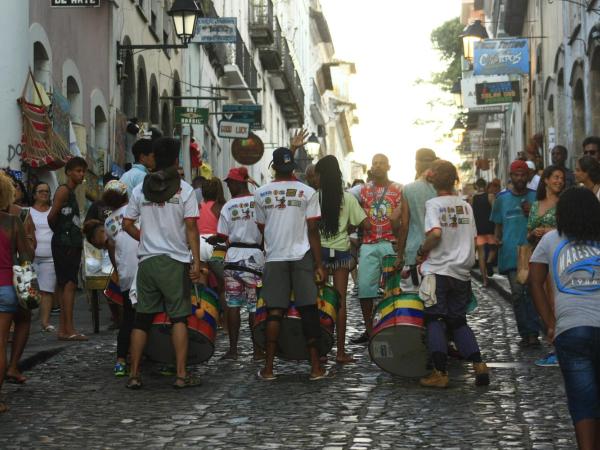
[572,79,585,155]
[149,74,159,127]
[136,56,148,122]
[161,90,171,137]
[120,36,136,117]
[590,45,600,136]
[33,42,51,92]
[66,76,82,124]
[172,71,182,136]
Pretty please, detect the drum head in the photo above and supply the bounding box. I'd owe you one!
[253,318,333,361]
[146,324,215,365]
[369,326,428,377]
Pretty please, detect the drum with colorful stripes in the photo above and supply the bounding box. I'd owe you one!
[381,254,402,298]
[145,286,218,365]
[253,285,339,360]
[368,292,428,377]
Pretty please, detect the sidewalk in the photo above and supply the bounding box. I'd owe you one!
[18,290,114,372]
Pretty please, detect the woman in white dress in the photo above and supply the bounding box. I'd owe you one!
[30,182,56,332]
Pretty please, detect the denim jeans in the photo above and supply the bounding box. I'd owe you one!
[554,326,600,424]
[507,270,540,338]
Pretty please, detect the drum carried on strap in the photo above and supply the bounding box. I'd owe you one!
[369,292,428,377]
[253,285,339,360]
[145,286,219,365]
[381,254,402,298]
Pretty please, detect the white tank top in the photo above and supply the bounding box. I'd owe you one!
[30,207,53,258]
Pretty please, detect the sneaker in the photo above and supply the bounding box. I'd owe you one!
[535,353,559,367]
[473,362,490,386]
[114,362,128,377]
[420,369,449,388]
[350,332,369,344]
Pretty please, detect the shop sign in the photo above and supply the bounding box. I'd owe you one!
[475,80,521,105]
[461,75,513,110]
[174,106,208,125]
[222,104,262,129]
[51,0,100,6]
[194,18,237,44]
[474,39,529,76]
[218,120,250,139]
[231,132,264,166]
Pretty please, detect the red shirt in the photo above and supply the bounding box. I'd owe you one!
[359,181,403,244]
[0,228,13,286]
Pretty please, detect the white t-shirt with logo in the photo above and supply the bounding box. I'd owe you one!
[217,194,265,268]
[254,180,321,262]
[421,195,476,281]
[104,205,139,291]
[125,180,199,263]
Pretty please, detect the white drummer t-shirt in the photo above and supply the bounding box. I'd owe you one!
[217,194,265,267]
[254,180,321,262]
[104,205,139,291]
[420,195,476,281]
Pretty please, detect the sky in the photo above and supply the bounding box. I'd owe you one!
[320,0,462,184]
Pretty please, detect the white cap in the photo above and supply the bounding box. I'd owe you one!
[525,161,536,170]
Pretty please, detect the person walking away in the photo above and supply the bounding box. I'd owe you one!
[0,172,34,412]
[350,154,403,343]
[527,165,565,367]
[314,155,368,364]
[551,145,576,188]
[30,182,56,332]
[530,187,600,450]
[471,179,497,287]
[397,148,437,288]
[119,139,155,198]
[575,156,600,201]
[254,147,327,380]
[216,167,265,360]
[491,160,541,347]
[122,137,203,389]
[84,180,139,377]
[48,156,88,341]
[417,160,489,388]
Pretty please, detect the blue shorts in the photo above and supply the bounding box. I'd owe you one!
[357,241,394,299]
[0,285,18,314]
[321,247,353,271]
[554,326,600,424]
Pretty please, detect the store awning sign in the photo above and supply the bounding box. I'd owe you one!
[194,18,237,44]
[474,39,529,76]
[475,80,521,105]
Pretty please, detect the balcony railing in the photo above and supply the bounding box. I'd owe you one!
[221,32,258,102]
[310,79,324,125]
[249,0,274,46]
[274,38,305,126]
[258,17,282,71]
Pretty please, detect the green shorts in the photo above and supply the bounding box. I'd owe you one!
[261,251,317,309]
[357,241,395,299]
[136,255,192,319]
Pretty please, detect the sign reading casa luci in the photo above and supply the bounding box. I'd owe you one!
[51,0,100,6]
[475,80,521,105]
[473,39,529,76]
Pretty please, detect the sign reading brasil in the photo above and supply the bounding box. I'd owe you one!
[474,39,529,76]
[174,107,208,125]
[475,80,521,105]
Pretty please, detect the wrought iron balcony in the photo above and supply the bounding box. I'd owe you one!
[249,0,274,46]
[310,79,325,125]
[273,38,305,126]
[222,32,258,102]
[258,17,282,71]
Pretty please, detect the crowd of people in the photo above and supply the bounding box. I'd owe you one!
[0,132,599,448]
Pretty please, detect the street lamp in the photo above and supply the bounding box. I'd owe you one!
[451,119,466,144]
[169,0,201,44]
[305,132,321,157]
[460,20,488,63]
[451,80,463,108]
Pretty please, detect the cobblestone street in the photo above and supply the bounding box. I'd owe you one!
[0,281,576,449]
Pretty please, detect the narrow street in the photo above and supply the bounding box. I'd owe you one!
[1,280,575,449]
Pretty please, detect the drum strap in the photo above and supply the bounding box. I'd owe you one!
[223,263,262,277]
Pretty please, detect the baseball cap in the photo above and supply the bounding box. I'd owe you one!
[270,147,297,173]
[225,167,249,183]
[510,160,529,173]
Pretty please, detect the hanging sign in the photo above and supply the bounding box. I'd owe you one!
[218,120,250,139]
[222,104,262,129]
[194,18,237,44]
[51,0,100,6]
[174,106,208,125]
[474,39,529,76]
[475,80,521,105]
[231,132,264,166]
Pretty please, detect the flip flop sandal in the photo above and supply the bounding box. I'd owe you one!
[41,325,56,332]
[126,376,143,390]
[58,334,88,342]
[309,369,334,381]
[173,375,202,389]
[256,369,277,381]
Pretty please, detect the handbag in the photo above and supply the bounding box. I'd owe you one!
[516,244,533,285]
[17,69,71,170]
[10,216,40,310]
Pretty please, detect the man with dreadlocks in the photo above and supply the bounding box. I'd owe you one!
[314,155,368,363]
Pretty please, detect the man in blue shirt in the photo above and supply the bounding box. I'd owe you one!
[491,160,540,347]
[120,139,155,197]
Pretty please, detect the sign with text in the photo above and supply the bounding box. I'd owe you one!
[174,106,208,125]
[461,75,511,110]
[222,104,262,129]
[474,39,529,76]
[475,80,521,105]
[218,120,250,139]
[194,18,237,44]
[51,0,100,6]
